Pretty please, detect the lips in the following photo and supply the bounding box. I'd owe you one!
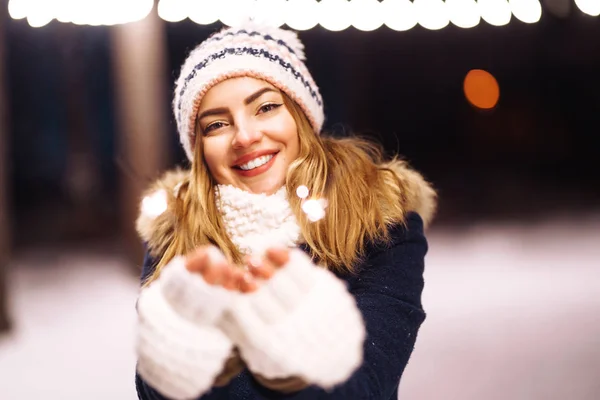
[233,152,278,178]
[232,150,279,168]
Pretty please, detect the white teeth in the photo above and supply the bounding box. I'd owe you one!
[238,154,274,171]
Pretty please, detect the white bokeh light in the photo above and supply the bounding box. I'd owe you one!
[27,13,53,27]
[319,0,352,31]
[415,0,449,30]
[285,0,319,30]
[54,0,77,24]
[510,0,542,23]
[351,0,384,31]
[142,190,169,219]
[9,0,558,30]
[158,0,189,23]
[8,0,28,19]
[83,0,104,25]
[252,0,286,28]
[12,0,153,26]
[381,0,417,31]
[446,0,481,28]
[188,0,220,25]
[302,199,328,222]
[478,0,512,26]
[122,0,154,24]
[219,0,255,27]
[296,186,310,199]
[574,0,600,16]
[26,0,54,27]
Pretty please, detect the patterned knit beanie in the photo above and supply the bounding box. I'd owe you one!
[173,22,325,161]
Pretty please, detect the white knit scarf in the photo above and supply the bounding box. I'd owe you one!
[215,185,302,256]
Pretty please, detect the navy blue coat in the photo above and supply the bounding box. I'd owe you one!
[136,212,427,400]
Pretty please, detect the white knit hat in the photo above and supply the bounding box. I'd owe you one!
[173,22,325,161]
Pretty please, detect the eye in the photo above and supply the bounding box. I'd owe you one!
[204,121,227,134]
[258,103,282,114]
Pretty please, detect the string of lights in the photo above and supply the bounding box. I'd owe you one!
[7,0,600,29]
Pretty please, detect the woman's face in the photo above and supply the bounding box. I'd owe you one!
[197,77,300,195]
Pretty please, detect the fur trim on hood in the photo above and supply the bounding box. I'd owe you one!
[136,161,437,258]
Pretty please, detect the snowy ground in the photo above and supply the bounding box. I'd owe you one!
[1,214,599,400]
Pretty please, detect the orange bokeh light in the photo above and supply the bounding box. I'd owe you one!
[464,69,500,110]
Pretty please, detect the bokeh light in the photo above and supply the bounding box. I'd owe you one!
[446,0,481,28]
[478,0,512,26]
[285,0,319,30]
[188,0,220,25]
[415,0,450,30]
[381,0,418,31]
[351,0,384,31]
[301,199,328,222]
[463,69,500,110]
[296,185,309,199]
[574,0,600,16]
[319,0,352,31]
[510,0,543,23]
[141,190,168,219]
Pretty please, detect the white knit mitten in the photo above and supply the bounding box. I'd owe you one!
[136,255,234,400]
[219,249,366,389]
[159,251,233,325]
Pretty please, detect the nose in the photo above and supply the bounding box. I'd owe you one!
[231,121,262,149]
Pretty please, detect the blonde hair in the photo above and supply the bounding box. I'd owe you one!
[146,93,407,284]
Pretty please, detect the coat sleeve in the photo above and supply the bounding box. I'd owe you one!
[135,249,169,400]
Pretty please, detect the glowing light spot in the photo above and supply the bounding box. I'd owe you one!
[446,0,481,28]
[478,0,512,26]
[252,0,287,28]
[142,189,168,219]
[296,185,309,199]
[463,69,500,110]
[158,0,189,23]
[188,0,220,25]
[510,0,542,23]
[381,0,417,31]
[285,0,319,30]
[351,0,384,31]
[302,199,328,222]
[574,0,600,16]
[219,0,254,27]
[319,0,352,31]
[8,0,28,19]
[415,0,449,30]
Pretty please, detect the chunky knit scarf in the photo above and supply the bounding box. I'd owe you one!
[215,185,302,256]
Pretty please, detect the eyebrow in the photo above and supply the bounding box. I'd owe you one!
[244,87,277,105]
[197,107,228,121]
[197,87,278,121]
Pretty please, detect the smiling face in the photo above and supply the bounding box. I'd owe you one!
[195,77,300,195]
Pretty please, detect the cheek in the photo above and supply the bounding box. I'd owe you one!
[279,115,299,154]
[202,138,228,175]
[288,132,300,159]
[287,125,300,158]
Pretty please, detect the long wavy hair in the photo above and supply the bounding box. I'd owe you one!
[147,92,407,284]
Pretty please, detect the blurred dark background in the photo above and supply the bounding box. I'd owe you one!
[4,8,600,254]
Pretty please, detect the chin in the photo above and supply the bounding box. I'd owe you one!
[247,178,285,195]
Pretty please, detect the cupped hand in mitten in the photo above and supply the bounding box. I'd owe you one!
[184,245,259,293]
[220,247,366,388]
[161,245,291,326]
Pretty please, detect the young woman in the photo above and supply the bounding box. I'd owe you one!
[134,22,436,400]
